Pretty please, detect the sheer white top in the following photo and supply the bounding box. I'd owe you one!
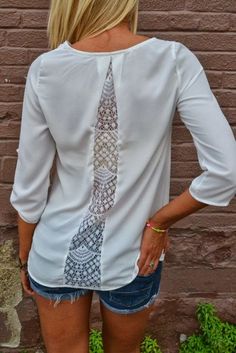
[10,37,236,290]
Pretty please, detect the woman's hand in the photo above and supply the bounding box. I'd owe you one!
[137,226,170,276]
[20,270,35,296]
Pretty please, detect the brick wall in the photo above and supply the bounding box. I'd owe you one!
[0,1,235,352]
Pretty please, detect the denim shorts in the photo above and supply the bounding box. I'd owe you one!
[28,260,163,315]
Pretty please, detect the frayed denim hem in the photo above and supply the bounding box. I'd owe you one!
[29,281,90,308]
[48,288,90,308]
[99,287,161,315]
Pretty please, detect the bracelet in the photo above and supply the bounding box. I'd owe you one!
[146,219,168,233]
[18,256,28,272]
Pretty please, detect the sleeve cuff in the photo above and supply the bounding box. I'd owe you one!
[188,186,231,207]
[17,211,40,224]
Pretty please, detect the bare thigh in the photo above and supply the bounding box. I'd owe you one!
[34,291,93,353]
[100,299,153,353]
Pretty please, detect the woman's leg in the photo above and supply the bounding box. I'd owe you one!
[100,300,153,353]
[34,291,93,353]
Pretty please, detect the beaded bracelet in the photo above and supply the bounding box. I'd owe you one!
[146,219,168,233]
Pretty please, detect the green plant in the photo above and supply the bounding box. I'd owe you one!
[89,328,162,353]
[180,302,236,353]
[89,328,104,353]
[140,334,162,353]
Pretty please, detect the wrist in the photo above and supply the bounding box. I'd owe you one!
[19,253,28,263]
[18,256,28,271]
[148,217,170,230]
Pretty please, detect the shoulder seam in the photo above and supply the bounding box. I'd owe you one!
[36,53,45,95]
[172,41,181,100]
[173,41,204,98]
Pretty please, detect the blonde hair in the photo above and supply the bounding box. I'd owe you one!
[47,0,139,50]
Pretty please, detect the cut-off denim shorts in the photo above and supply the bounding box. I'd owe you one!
[28,260,163,315]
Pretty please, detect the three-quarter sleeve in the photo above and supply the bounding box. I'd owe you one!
[174,41,236,207]
[10,55,56,223]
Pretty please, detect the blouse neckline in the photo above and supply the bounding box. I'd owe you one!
[62,37,157,56]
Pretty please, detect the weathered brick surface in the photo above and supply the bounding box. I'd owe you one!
[0,66,28,84]
[7,30,48,48]
[21,10,48,28]
[1,1,235,353]
[0,0,49,9]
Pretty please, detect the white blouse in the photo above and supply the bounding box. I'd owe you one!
[10,37,236,290]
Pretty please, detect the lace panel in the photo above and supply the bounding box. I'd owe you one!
[63,58,119,287]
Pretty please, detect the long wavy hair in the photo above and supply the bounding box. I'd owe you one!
[47,0,139,50]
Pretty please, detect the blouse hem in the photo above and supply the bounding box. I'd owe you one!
[27,266,143,291]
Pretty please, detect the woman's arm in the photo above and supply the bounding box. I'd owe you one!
[138,41,236,275]
[18,214,38,262]
[18,214,38,296]
[10,54,56,226]
[153,41,236,228]
[137,189,207,275]
[10,54,56,294]
[150,188,208,229]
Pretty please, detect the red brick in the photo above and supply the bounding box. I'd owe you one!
[197,53,236,71]
[0,10,21,27]
[0,30,6,45]
[173,107,236,125]
[0,84,24,102]
[139,13,171,31]
[0,0,49,8]
[7,30,48,48]
[0,157,16,183]
[214,90,236,108]
[172,126,193,143]
[199,13,230,31]
[165,228,236,267]
[222,73,236,89]
[172,124,236,143]
[155,33,236,51]
[222,108,236,124]
[0,48,28,65]
[205,71,222,88]
[186,0,236,12]
[229,14,236,30]
[0,121,20,139]
[161,268,236,292]
[28,48,49,62]
[171,161,202,178]
[21,10,48,28]
[0,141,18,156]
[171,144,199,161]
[139,0,185,11]
[0,187,18,226]
[0,102,22,120]
[0,66,28,84]
[139,13,230,31]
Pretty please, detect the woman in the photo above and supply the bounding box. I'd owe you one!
[10,0,236,352]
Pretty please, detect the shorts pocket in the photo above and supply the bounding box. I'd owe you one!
[108,282,153,308]
[136,270,156,278]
